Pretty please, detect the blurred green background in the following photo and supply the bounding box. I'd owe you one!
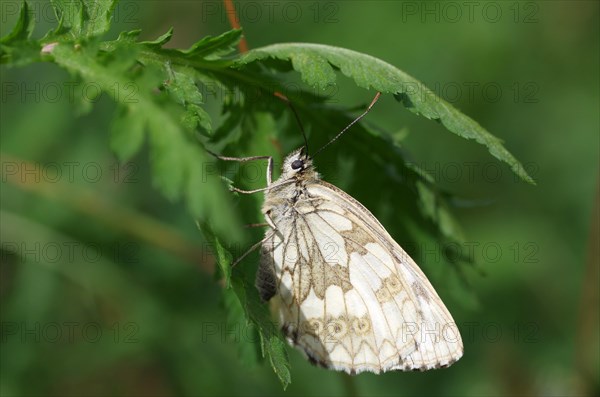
[1,1,598,396]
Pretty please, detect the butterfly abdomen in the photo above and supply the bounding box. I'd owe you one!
[256,247,278,302]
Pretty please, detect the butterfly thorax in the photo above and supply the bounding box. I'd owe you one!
[262,148,321,222]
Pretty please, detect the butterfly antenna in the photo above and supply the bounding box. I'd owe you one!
[274,91,309,155]
[313,92,381,158]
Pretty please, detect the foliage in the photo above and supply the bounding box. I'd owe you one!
[1,0,538,390]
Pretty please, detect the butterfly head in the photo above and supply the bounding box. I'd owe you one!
[280,147,316,181]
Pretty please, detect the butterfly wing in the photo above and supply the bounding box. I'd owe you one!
[258,180,463,374]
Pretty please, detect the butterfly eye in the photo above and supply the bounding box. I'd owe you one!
[291,159,304,170]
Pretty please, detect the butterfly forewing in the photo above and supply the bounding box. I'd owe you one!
[257,149,463,375]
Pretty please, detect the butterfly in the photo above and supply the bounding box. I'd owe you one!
[215,93,463,374]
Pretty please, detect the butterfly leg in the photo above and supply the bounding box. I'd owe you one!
[244,223,269,228]
[207,150,274,186]
[264,211,278,230]
[232,230,275,267]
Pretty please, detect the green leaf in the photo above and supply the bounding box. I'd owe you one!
[50,0,84,34]
[166,67,204,105]
[197,221,233,288]
[113,29,142,44]
[140,27,174,49]
[50,0,118,39]
[0,1,34,44]
[181,29,243,60]
[186,144,242,241]
[110,105,146,161]
[232,276,291,389]
[83,0,118,37]
[209,102,243,144]
[181,104,212,135]
[162,65,213,135]
[415,180,465,242]
[0,1,40,66]
[237,43,535,184]
[51,41,240,241]
[222,287,261,366]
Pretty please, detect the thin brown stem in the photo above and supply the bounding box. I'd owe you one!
[223,0,248,53]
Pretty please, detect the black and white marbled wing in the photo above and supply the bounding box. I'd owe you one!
[258,180,463,375]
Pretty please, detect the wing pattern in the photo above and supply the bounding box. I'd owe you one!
[258,180,463,374]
